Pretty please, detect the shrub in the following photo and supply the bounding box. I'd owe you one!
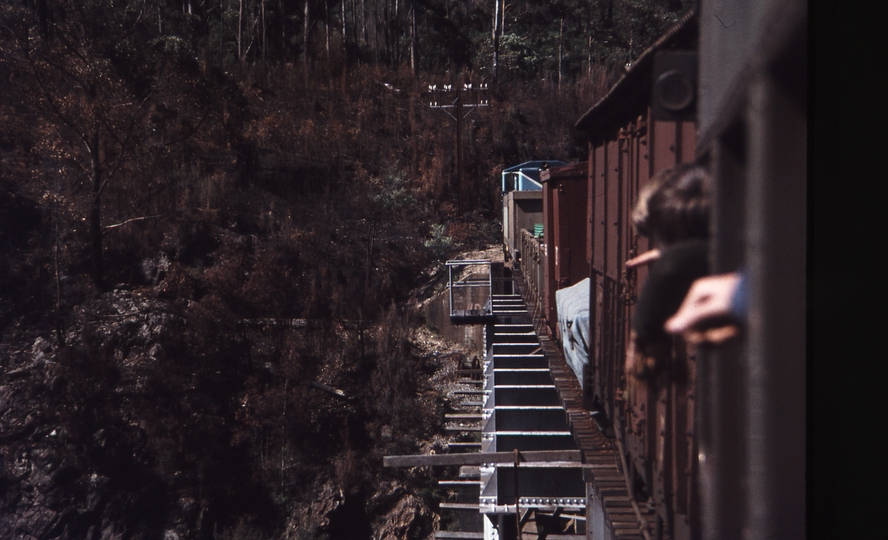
[423,224,456,261]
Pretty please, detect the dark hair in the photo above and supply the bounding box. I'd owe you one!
[632,180,662,238]
[640,164,710,247]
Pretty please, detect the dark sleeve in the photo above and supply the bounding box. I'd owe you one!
[730,270,748,320]
[632,240,710,350]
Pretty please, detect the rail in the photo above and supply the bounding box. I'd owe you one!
[517,229,546,336]
[446,259,497,323]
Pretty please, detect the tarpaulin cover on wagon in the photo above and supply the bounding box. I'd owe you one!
[556,278,590,388]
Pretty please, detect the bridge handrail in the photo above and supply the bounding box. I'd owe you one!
[518,229,546,331]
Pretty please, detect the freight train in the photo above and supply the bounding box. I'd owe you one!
[500,2,805,538]
[387,1,805,538]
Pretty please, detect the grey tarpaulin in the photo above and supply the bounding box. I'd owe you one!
[555,278,590,389]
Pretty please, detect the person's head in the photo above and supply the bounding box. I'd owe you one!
[632,180,662,239]
[634,164,710,247]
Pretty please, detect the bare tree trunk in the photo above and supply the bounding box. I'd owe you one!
[383,0,389,65]
[361,0,367,44]
[392,0,401,67]
[89,131,104,290]
[304,0,310,71]
[410,0,416,75]
[558,18,563,88]
[261,0,267,61]
[53,213,65,346]
[238,0,244,61]
[351,0,357,47]
[280,376,288,498]
[325,0,330,59]
[36,0,51,37]
[492,0,500,83]
[365,224,375,290]
[280,0,285,60]
[221,0,225,65]
[373,1,379,63]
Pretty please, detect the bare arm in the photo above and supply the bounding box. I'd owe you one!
[625,249,661,268]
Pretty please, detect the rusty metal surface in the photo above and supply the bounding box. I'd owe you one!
[696,1,807,535]
[503,190,543,262]
[510,269,653,540]
[542,178,558,333]
[547,163,590,291]
[503,20,706,540]
[541,162,590,338]
[575,10,697,136]
[518,229,547,334]
[606,139,622,280]
[493,3,804,538]
[582,109,699,539]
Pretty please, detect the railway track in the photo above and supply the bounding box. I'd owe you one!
[390,269,655,540]
[506,269,654,540]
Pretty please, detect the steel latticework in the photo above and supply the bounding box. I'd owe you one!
[386,269,655,540]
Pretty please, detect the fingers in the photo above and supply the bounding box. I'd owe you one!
[664,273,741,335]
[664,288,720,334]
[684,324,741,346]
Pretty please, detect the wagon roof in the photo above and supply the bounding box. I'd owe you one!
[574,8,697,137]
[502,160,568,174]
[540,161,589,182]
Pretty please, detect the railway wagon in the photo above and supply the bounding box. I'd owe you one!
[539,162,590,340]
[690,0,806,537]
[501,160,565,263]
[574,11,701,540]
[391,1,805,538]
[507,0,805,536]
[509,11,702,539]
[501,188,542,265]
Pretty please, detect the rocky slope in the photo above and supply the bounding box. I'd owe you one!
[0,269,479,539]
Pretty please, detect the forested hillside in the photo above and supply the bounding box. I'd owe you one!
[0,1,690,538]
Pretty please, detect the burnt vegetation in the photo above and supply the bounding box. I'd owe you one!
[0,1,690,538]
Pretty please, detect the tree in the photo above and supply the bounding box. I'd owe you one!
[1,1,214,289]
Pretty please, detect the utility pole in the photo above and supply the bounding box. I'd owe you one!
[456,90,462,213]
[428,83,489,215]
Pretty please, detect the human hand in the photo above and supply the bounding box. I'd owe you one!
[664,273,742,344]
[683,324,740,346]
[625,330,670,380]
